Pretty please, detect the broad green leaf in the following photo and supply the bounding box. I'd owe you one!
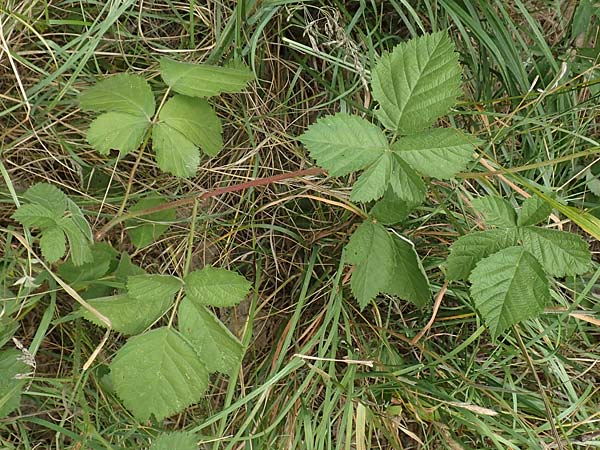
[149,432,197,450]
[369,189,415,225]
[114,252,146,282]
[127,274,182,300]
[79,73,155,118]
[517,196,552,226]
[110,327,209,421]
[178,298,243,375]
[350,153,393,203]
[384,236,431,307]
[125,196,176,249]
[345,221,396,308]
[469,247,550,338]
[23,183,67,210]
[58,242,117,285]
[392,128,479,179]
[184,267,251,307]
[159,95,223,157]
[152,122,199,178]
[86,112,149,155]
[39,226,66,263]
[83,293,173,335]
[446,229,519,281]
[299,114,388,176]
[519,227,592,277]
[58,219,93,266]
[472,196,517,228]
[388,156,427,205]
[0,349,29,418]
[11,203,59,228]
[371,32,462,134]
[160,58,253,98]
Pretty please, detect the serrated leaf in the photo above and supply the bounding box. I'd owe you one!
[178,298,243,375]
[369,189,415,225]
[384,236,431,307]
[184,267,251,307]
[58,218,93,266]
[79,73,155,118]
[469,247,550,338]
[517,196,552,226]
[299,114,388,177]
[127,274,182,300]
[83,293,173,335]
[23,183,67,210]
[11,203,59,228]
[149,432,197,450]
[58,242,117,285]
[389,156,427,205]
[87,112,149,155]
[371,32,462,134]
[159,95,223,157]
[39,226,66,263]
[446,229,519,281]
[345,221,396,308]
[125,196,176,249]
[350,153,393,203]
[160,57,253,98]
[0,349,29,418]
[152,122,199,178]
[472,196,517,228]
[519,227,592,277]
[110,327,208,421]
[392,128,479,179]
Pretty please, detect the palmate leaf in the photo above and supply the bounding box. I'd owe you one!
[110,327,209,421]
[0,349,30,418]
[472,196,517,228]
[371,31,462,134]
[392,128,479,179]
[149,432,197,450]
[125,196,176,248]
[160,57,253,98]
[178,298,243,375]
[184,267,251,307]
[469,247,550,338]
[517,196,552,226]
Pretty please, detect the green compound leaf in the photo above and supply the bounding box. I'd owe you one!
[384,235,431,307]
[371,31,462,134]
[80,73,155,118]
[389,156,427,205]
[517,196,552,227]
[159,95,223,157]
[39,226,66,263]
[125,196,176,249]
[110,327,209,421]
[0,349,30,418]
[392,128,479,179]
[86,112,150,156]
[299,113,388,177]
[469,247,550,339]
[519,227,592,277]
[152,122,200,178]
[345,221,396,308]
[370,189,415,225]
[178,298,243,375]
[184,267,251,307]
[350,153,393,203]
[149,432,197,450]
[446,229,519,281]
[160,57,253,98]
[127,274,182,300]
[472,196,517,228]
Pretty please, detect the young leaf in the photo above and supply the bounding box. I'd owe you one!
[158,95,223,157]
[152,123,200,178]
[184,267,251,307]
[149,432,197,450]
[0,349,30,418]
[125,196,176,249]
[160,57,253,98]
[39,226,66,263]
[345,221,396,308]
[127,274,182,300]
[384,236,431,307]
[370,189,415,225]
[178,298,243,375]
[388,156,427,205]
[371,31,462,134]
[517,196,552,226]
[446,229,519,281]
[519,227,592,277]
[472,196,517,228]
[86,112,150,155]
[469,247,550,338]
[392,128,479,179]
[298,113,388,176]
[350,153,393,203]
[109,327,209,421]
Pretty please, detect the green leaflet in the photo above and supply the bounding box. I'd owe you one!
[389,156,427,205]
[350,153,393,203]
[184,266,252,307]
[86,112,149,156]
[125,196,176,248]
[472,196,517,228]
[149,432,198,450]
[369,189,415,225]
[517,195,552,226]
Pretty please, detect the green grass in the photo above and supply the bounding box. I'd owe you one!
[1,0,599,448]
